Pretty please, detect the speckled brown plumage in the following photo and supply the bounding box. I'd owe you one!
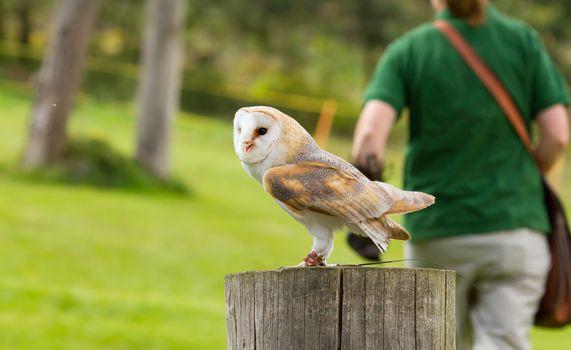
[263,162,392,224]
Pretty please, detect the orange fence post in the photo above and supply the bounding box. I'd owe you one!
[314,99,338,149]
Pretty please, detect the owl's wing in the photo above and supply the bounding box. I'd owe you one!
[262,161,393,224]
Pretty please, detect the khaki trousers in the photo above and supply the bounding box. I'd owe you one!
[405,228,550,350]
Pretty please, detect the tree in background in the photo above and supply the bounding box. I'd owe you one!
[0,0,5,40]
[135,0,186,178]
[351,0,401,80]
[22,0,100,169]
[0,0,567,131]
[16,0,32,45]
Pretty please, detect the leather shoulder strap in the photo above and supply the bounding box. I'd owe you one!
[433,19,540,168]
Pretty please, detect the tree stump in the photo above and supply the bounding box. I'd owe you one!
[224,267,455,350]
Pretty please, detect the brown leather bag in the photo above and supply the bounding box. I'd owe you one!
[434,19,571,327]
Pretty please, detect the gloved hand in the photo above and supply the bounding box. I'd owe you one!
[347,153,384,261]
[353,154,383,182]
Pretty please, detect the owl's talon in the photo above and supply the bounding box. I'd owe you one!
[302,251,326,267]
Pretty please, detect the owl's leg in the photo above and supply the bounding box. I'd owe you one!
[300,230,334,267]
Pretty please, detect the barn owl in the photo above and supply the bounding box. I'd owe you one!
[233,106,435,266]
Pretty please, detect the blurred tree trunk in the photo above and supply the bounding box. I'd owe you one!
[135,0,186,178]
[356,0,386,81]
[17,0,32,45]
[352,0,413,84]
[0,0,5,40]
[22,0,100,169]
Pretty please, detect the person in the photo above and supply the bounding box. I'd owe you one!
[351,0,570,349]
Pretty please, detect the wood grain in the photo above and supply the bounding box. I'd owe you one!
[225,267,455,349]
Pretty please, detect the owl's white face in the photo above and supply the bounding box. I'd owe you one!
[233,110,282,164]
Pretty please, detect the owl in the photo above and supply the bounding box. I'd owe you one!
[234,106,435,266]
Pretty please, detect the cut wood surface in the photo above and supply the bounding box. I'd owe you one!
[225,266,455,350]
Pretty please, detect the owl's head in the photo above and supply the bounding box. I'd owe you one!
[234,106,316,166]
[233,106,284,164]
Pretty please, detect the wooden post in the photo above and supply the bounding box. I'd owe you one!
[225,267,455,350]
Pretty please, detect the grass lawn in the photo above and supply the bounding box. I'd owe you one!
[0,80,569,348]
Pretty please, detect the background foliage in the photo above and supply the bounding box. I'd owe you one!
[0,0,570,126]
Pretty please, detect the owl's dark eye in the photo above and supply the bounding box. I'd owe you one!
[257,127,268,135]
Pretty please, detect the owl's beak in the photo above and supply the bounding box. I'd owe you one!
[244,140,255,153]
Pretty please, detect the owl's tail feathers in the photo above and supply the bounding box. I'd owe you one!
[357,220,389,253]
[356,216,411,254]
[376,182,435,215]
[382,216,410,240]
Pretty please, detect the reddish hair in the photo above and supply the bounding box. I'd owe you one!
[446,0,485,19]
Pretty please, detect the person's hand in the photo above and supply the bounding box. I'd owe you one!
[353,154,383,181]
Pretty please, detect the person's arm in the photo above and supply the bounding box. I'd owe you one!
[535,104,569,173]
[351,100,397,166]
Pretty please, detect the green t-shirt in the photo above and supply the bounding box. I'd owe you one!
[364,5,569,240]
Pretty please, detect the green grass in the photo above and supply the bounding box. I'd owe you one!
[0,80,569,348]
